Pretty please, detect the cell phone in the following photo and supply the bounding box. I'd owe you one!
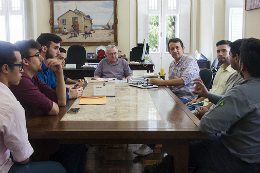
[67,108,81,113]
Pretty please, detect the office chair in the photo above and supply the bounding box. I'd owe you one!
[66,45,86,65]
[200,69,213,90]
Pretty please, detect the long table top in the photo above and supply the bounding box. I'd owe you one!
[27,84,207,142]
[26,84,208,173]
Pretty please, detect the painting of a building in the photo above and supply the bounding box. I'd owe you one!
[57,9,92,34]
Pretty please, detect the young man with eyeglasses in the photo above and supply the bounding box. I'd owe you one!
[94,45,132,79]
[9,39,66,117]
[0,41,66,173]
[36,33,83,100]
[9,40,86,173]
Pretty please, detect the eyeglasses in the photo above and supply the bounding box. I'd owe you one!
[25,54,41,59]
[107,52,118,57]
[1,63,23,71]
[10,63,23,71]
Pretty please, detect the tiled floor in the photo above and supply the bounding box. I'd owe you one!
[84,144,165,173]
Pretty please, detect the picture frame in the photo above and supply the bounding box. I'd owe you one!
[87,53,95,59]
[245,0,260,11]
[49,0,118,46]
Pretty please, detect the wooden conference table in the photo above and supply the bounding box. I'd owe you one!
[26,83,208,173]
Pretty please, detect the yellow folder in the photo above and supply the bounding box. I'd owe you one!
[79,96,107,105]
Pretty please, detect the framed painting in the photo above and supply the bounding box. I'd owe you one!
[49,0,117,46]
[245,0,260,10]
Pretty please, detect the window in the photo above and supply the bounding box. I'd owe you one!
[147,0,179,53]
[0,0,25,43]
[62,19,66,25]
[225,0,243,42]
[229,8,243,42]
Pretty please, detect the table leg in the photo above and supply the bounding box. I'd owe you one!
[163,139,189,173]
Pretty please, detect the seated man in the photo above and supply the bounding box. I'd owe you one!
[94,45,132,79]
[9,39,85,173]
[133,38,200,157]
[194,39,245,118]
[143,38,260,173]
[36,33,83,100]
[149,38,200,104]
[58,47,84,88]
[186,40,236,111]
[0,41,66,173]
[10,40,66,117]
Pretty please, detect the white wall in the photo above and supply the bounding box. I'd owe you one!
[244,7,260,38]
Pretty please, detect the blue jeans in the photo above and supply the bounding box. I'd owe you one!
[50,144,86,173]
[179,97,190,104]
[8,161,66,173]
[189,137,260,173]
[186,102,204,111]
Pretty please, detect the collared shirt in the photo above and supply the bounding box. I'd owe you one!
[200,78,260,163]
[203,64,236,106]
[208,71,245,105]
[168,54,200,101]
[94,58,133,79]
[37,61,69,100]
[0,82,34,173]
[9,72,57,118]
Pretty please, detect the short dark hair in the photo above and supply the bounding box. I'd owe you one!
[59,47,66,53]
[0,41,19,71]
[240,38,260,77]
[36,33,62,49]
[216,40,231,47]
[168,38,184,50]
[229,39,245,58]
[15,40,41,60]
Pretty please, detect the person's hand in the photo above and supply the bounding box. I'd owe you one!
[45,59,63,73]
[196,106,209,118]
[68,87,83,99]
[74,79,84,88]
[192,78,210,98]
[149,79,162,85]
[186,99,200,105]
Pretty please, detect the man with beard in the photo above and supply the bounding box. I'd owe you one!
[36,33,83,100]
[9,39,66,117]
[193,39,245,117]
[9,40,86,173]
[186,40,236,111]
[149,38,200,104]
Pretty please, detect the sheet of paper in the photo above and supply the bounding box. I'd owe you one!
[79,96,107,105]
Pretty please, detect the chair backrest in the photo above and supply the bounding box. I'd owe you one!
[66,45,86,65]
[200,69,213,90]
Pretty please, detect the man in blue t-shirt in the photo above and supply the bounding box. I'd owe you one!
[36,33,83,100]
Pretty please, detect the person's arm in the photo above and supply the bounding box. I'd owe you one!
[45,59,66,106]
[186,96,206,105]
[94,59,104,78]
[5,102,34,164]
[125,75,131,79]
[123,60,132,79]
[65,77,77,84]
[199,89,247,134]
[68,87,83,99]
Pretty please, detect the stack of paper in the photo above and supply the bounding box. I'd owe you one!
[79,96,107,105]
